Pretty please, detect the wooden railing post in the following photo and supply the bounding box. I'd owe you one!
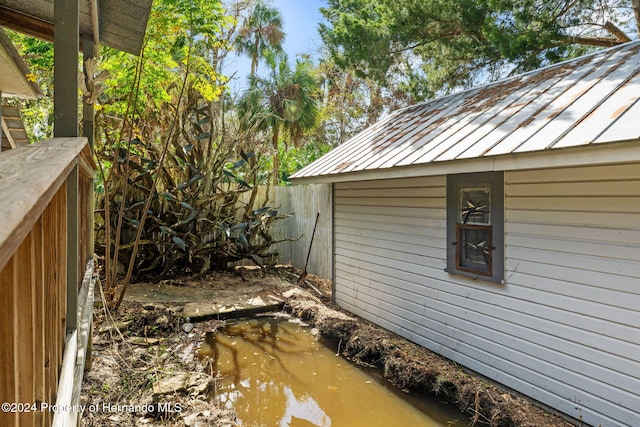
[66,164,79,332]
[53,0,79,139]
[0,92,3,153]
[82,34,95,150]
[82,34,96,280]
[0,138,93,427]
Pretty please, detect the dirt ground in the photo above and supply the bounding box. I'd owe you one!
[82,266,574,427]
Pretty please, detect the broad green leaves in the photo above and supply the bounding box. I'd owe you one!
[100,0,231,120]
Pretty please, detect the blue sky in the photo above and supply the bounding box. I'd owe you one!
[275,0,326,58]
[226,0,327,94]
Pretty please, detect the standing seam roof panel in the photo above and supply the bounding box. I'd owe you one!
[300,111,401,177]
[291,41,640,180]
[594,94,640,143]
[376,93,469,169]
[482,60,605,157]
[552,60,640,148]
[456,73,569,160]
[346,97,454,172]
[432,75,566,162]
[344,106,439,173]
[514,44,640,153]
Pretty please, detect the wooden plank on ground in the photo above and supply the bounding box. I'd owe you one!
[51,331,77,427]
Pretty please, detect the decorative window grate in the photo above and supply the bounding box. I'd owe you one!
[447,172,504,283]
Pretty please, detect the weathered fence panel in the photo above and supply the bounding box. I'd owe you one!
[236,183,332,279]
[270,184,332,279]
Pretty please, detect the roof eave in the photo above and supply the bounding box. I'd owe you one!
[0,27,43,99]
[291,139,640,184]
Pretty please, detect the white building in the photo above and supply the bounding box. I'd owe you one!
[292,41,640,427]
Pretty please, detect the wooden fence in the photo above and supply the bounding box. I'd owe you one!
[0,138,95,427]
[237,183,333,279]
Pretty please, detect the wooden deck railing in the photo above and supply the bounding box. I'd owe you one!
[0,138,95,427]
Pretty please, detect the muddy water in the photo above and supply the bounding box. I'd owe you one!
[204,318,466,427]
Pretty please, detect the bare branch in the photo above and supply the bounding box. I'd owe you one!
[603,20,632,43]
[565,35,624,47]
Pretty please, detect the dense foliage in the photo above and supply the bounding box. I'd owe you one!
[92,0,301,304]
[320,0,638,99]
[237,50,320,183]
[9,0,638,307]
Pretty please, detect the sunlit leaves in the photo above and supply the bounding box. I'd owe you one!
[237,50,320,183]
[99,0,231,120]
[190,56,226,101]
[235,0,285,75]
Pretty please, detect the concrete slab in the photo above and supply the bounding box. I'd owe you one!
[124,268,298,321]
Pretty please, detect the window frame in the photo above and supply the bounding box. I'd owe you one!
[456,223,493,276]
[446,172,504,284]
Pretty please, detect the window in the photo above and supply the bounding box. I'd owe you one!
[446,172,504,283]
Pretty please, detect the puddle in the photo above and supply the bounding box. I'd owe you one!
[200,318,467,427]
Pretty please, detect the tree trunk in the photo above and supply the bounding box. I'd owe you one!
[366,85,383,126]
[251,55,258,76]
[272,124,280,185]
[633,0,640,38]
[251,33,259,75]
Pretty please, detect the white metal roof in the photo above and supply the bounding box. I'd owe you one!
[292,41,640,183]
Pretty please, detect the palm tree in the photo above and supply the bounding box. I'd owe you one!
[235,0,285,76]
[238,50,319,184]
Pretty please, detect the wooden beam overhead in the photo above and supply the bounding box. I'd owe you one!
[0,28,43,99]
[0,0,151,56]
[0,6,53,42]
[0,5,92,52]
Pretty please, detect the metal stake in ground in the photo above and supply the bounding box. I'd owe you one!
[297,212,320,286]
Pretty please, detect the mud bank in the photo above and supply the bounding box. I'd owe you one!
[283,288,574,427]
[82,302,238,427]
[83,266,575,427]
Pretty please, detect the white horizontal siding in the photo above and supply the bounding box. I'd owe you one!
[333,165,640,427]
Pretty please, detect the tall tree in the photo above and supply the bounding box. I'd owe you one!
[320,0,637,100]
[633,0,640,36]
[235,0,285,75]
[238,50,320,183]
[314,55,409,146]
